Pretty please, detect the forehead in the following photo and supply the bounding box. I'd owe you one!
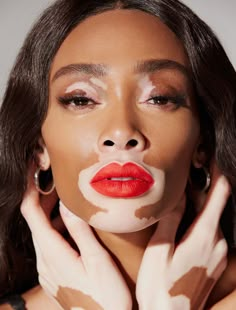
[50,9,189,78]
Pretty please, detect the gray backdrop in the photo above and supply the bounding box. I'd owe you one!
[1,0,236,101]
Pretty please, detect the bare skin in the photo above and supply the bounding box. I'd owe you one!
[169,267,215,309]
[40,9,200,307]
[19,166,232,310]
[56,287,103,310]
[2,8,236,310]
[42,10,199,232]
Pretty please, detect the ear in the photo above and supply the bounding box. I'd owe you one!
[192,138,207,168]
[35,137,51,170]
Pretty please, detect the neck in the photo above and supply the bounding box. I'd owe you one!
[94,225,156,308]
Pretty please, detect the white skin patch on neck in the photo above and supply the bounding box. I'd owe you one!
[138,75,156,102]
[78,159,165,233]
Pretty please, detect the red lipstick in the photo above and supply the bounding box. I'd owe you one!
[90,162,154,198]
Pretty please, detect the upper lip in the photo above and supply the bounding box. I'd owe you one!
[90,162,154,184]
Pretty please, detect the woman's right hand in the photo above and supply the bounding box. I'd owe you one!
[20,177,132,310]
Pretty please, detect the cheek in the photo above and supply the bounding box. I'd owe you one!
[41,112,102,220]
[144,113,199,207]
[147,110,199,169]
[41,105,199,229]
[42,103,101,169]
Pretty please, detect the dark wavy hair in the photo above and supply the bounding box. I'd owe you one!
[0,0,236,297]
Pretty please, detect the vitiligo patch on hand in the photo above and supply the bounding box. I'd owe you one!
[168,267,215,310]
[56,286,104,310]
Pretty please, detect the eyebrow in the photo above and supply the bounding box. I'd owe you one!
[52,63,108,82]
[134,59,190,77]
[51,59,190,82]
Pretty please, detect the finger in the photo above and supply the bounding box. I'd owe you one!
[151,194,186,245]
[208,237,228,276]
[195,164,231,232]
[140,194,186,269]
[59,201,108,260]
[31,235,47,274]
[21,178,53,238]
[21,178,77,260]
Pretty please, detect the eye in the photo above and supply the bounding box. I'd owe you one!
[147,95,186,108]
[58,95,97,109]
[148,96,169,105]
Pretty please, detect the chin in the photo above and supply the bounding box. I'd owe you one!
[88,215,158,233]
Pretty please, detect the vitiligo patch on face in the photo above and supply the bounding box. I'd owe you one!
[78,160,165,232]
[56,286,104,310]
[138,75,156,102]
[89,77,108,90]
[82,203,107,222]
[135,203,159,220]
[59,200,107,223]
[65,82,98,96]
[168,266,215,310]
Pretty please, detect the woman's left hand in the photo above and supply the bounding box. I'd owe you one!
[136,164,231,310]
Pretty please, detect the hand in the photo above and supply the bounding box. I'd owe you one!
[136,164,231,310]
[21,173,132,310]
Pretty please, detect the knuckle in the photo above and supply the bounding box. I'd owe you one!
[214,176,231,200]
[219,176,231,194]
[214,239,228,259]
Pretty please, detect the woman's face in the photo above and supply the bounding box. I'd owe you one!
[42,9,200,233]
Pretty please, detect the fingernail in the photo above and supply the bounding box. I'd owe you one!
[59,201,74,218]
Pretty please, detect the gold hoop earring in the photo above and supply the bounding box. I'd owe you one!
[34,167,55,195]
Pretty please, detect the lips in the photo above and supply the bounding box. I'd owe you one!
[90,162,154,198]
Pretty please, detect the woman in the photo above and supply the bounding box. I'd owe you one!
[0,0,236,309]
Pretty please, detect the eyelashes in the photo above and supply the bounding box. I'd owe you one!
[57,93,187,112]
[146,94,187,109]
[57,94,99,110]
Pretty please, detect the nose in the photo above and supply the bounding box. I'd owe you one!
[98,112,147,153]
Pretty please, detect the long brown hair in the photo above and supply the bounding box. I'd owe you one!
[1,0,236,296]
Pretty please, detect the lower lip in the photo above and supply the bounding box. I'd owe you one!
[91,179,153,198]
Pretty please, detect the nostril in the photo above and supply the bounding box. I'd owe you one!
[103,139,139,148]
[127,139,138,147]
[104,140,115,146]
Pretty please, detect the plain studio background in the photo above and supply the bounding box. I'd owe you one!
[0,0,236,102]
